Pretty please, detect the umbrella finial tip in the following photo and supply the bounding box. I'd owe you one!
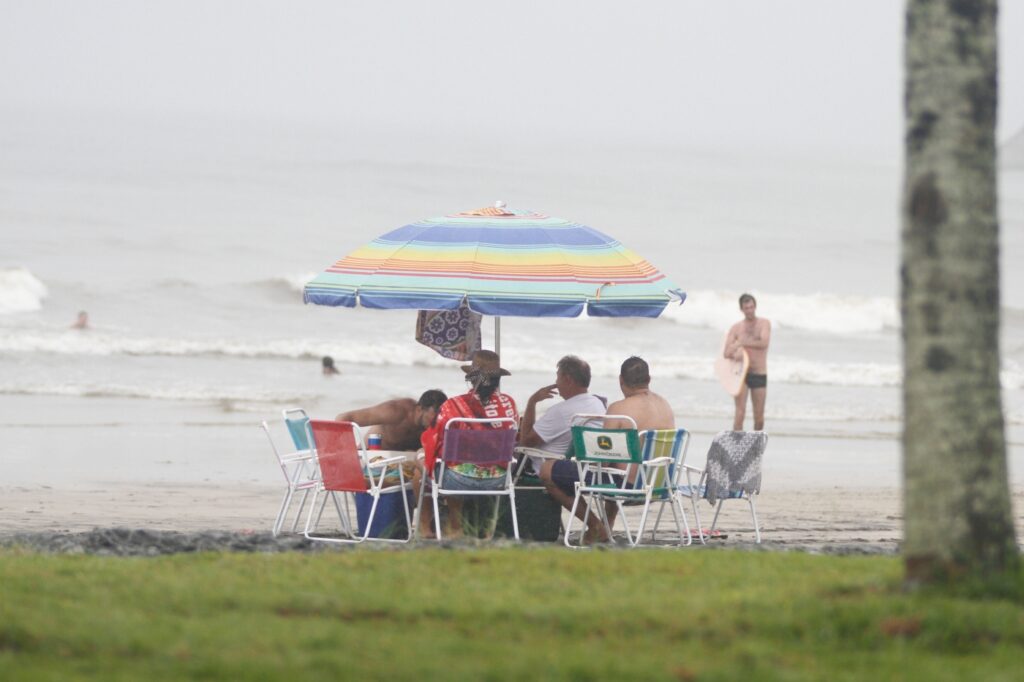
[494,200,506,209]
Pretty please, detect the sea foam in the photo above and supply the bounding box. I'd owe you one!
[5,327,1021,390]
[0,268,48,314]
[663,289,899,335]
[0,380,312,411]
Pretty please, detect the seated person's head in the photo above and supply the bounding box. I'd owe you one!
[619,356,650,391]
[416,389,448,428]
[556,355,591,394]
[462,350,511,404]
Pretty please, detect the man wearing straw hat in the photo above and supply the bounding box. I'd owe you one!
[416,350,519,538]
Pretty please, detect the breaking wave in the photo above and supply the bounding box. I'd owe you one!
[663,289,900,335]
[0,268,48,314]
[4,327,1022,390]
[0,380,312,412]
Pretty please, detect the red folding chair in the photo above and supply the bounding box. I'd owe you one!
[303,419,412,544]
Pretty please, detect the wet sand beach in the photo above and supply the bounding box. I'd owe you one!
[4,395,1022,554]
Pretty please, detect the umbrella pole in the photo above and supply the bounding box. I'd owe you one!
[494,317,501,356]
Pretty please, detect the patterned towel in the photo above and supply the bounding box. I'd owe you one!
[415,301,482,361]
[703,431,767,505]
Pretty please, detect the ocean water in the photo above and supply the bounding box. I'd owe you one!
[2,110,1023,487]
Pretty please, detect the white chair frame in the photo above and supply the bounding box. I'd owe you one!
[261,408,351,537]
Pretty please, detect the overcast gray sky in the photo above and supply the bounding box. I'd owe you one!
[2,1,1022,154]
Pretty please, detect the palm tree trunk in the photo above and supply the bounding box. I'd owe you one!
[902,0,1017,585]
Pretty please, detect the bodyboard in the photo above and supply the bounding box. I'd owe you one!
[714,334,750,397]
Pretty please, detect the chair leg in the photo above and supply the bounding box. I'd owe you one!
[412,467,428,539]
[632,492,653,547]
[507,486,520,541]
[273,488,293,536]
[291,489,311,533]
[399,481,413,543]
[564,487,584,548]
[650,503,666,542]
[613,500,634,545]
[670,495,692,546]
[710,500,725,533]
[303,488,320,539]
[432,487,443,541]
[330,492,352,536]
[314,491,330,529]
[748,495,761,544]
[689,495,706,545]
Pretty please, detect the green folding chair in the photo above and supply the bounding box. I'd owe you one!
[565,415,682,548]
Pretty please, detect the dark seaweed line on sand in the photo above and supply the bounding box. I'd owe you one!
[0,528,900,556]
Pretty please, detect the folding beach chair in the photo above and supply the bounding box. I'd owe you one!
[634,428,693,546]
[426,417,519,541]
[260,408,348,536]
[564,415,681,548]
[303,419,413,544]
[680,431,768,543]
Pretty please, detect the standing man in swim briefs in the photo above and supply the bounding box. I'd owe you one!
[725,293,771,431]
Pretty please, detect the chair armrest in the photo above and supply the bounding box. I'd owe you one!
[512,448,562,484]
[280,450,314,463]
[641,456,672,467]
[366,455,405,468]
[513,447,564,460]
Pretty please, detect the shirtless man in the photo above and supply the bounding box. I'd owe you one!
[605,356,676,434]
[335,389,447,451]
[725,293,771,431]
[599,356,676,540]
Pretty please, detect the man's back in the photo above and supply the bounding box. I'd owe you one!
[336,398,420,450]
[605,391,675,432]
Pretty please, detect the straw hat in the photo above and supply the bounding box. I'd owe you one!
[461,350,511,377]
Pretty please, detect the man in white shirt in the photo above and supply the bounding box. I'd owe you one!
[518,355,606,454]
[519,355,608,541]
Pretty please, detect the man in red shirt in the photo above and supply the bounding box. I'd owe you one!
[417,350,518,539]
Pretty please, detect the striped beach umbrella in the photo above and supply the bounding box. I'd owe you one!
[304,204,686,324]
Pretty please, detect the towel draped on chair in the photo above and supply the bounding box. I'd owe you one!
[703,431,766,505]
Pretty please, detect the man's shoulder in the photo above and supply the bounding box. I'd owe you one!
[569,392,607,409]
[389,397,418,411]
[605,396,632,413]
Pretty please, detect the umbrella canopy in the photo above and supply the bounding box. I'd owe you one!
[304,205,685,318]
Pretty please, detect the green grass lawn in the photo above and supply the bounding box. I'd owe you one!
[1,547,1023,681]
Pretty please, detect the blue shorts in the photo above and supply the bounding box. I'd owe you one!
[549,459,617,497]
[438,468,507,491]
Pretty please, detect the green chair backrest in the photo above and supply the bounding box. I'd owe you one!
[570,425,644,465]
